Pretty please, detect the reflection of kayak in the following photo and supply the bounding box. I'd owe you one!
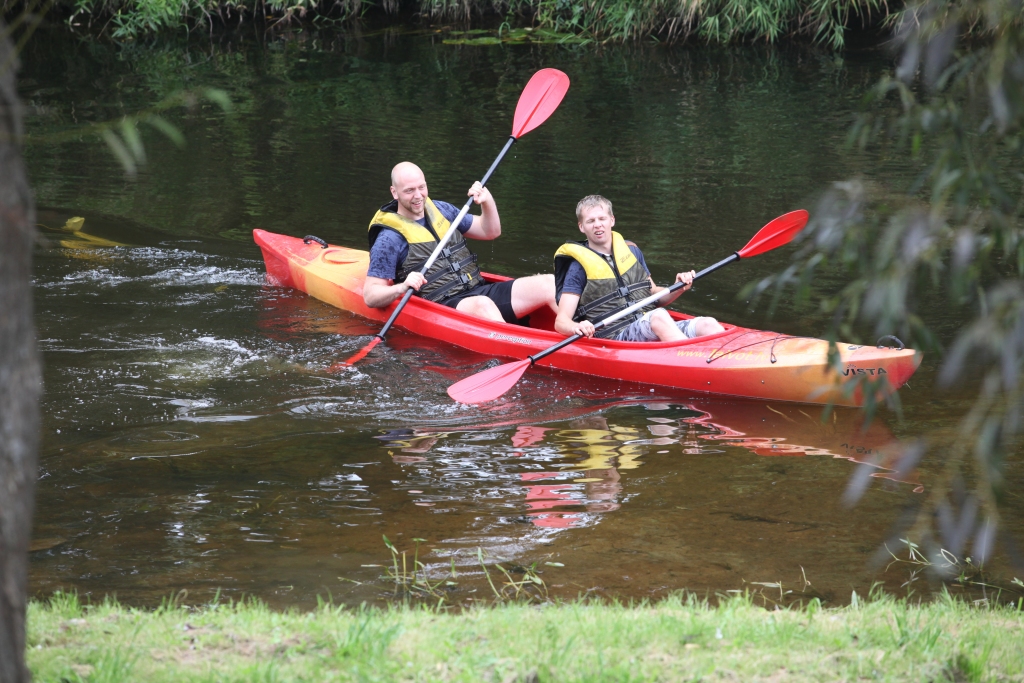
[375,399,918,531]
[683,401,919,488]
[254,229,921,406]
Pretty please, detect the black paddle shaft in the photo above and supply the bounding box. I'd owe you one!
[375,136,518,341]
[527,252,739,364]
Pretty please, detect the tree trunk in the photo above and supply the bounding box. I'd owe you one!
[0,20,40,683]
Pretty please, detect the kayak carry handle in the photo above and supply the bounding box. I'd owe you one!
[876,335,905,350]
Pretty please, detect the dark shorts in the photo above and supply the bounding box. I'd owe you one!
[440,279,520,324]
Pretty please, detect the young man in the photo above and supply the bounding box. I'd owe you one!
[363,162,555,324]
[554,194,725,341]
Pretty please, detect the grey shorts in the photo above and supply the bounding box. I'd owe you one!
[614,310,707,342]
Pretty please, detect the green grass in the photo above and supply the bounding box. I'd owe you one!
[28,589,1024,681]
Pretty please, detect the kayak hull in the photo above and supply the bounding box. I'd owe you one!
[254,229,921,407]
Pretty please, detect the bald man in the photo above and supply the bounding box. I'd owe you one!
[364,162,556,324]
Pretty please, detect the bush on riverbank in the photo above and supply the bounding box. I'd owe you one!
[28,590,1024,681]
[16,0,889,46]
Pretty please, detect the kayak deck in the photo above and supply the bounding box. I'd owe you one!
[254,229,921,407]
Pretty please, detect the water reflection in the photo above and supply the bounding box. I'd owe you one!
[374,399,917,541]
[521,418,641,529]
[686,402,920,488]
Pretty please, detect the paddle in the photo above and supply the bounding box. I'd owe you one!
[447,209,810,404]
[337,68,571,367]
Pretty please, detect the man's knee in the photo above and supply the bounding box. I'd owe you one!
[648,310,680,338]
[457,296,503,321]
[649,309,675,329]
[693,317,724,337]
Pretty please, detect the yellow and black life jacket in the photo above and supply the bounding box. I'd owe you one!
[554,232,655,339]
[368,198,481,303]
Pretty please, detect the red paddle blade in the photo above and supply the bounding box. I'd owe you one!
[737,209,809,258]
[332,336,382,370]
[512,69,570,139]
[448,359,532,404]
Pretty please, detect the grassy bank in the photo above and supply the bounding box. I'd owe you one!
[28,590,1024,681]
[21,0,890,46]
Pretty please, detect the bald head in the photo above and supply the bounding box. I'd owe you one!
[391,162,424,189]
[390,161,428,219]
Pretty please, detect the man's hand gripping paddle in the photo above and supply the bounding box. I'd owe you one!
[337,69,571,367]
[446,209,810,404]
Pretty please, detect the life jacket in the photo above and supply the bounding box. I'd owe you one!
[554,232,655,339]
[368,198,481,303]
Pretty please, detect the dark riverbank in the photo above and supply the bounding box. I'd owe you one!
[12,0,893,47]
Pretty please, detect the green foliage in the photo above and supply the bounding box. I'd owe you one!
[62,0,364,38]
[35,0,889,45]
[443,25,591,43]
[475,547,550,602]
[377,534,459,601]
[520,0,887,48]
[751,0,1024,568]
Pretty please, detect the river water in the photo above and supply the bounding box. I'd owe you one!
[21,27,1021,607]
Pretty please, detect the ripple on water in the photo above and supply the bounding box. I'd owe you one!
[39,246,262,288]
[51,267,131,287]
[142,266,264,287]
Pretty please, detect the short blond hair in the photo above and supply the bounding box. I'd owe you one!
[576,195,614,222]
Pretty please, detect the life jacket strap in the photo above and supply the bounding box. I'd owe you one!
[576,281,648,319]
[426,274,478,303]
[445,254,479,275]
[404,253,479,286]
[595,311,643,338]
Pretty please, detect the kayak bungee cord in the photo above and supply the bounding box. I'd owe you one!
[704,332,811,365]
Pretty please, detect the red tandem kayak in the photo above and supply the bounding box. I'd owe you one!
[254,229,921,407]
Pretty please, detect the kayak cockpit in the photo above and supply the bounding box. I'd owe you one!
[479,271,738,344]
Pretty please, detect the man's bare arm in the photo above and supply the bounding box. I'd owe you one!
[554,293,596,337]
[649,271,694,308]
[363,272,425,309]
[462,182,501,240]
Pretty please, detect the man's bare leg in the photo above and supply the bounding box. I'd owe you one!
[650,309,724,341]
[649,309,686,342]
[510,274,557,318]
[693,317,725,336]
[455,295,504,322]
[455,275,555,323]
